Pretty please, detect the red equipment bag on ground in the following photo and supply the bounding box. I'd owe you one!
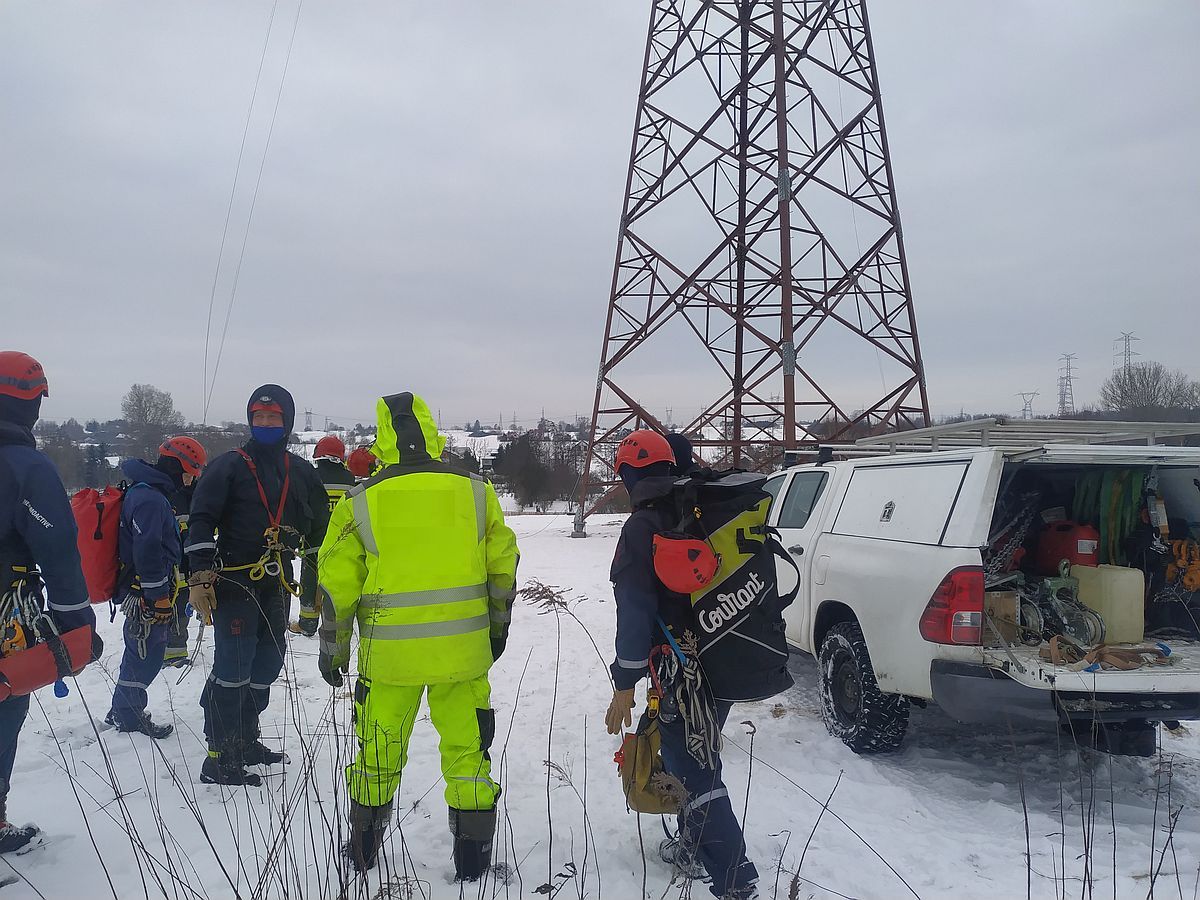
[71,485,125,603]
[0,625,93,701]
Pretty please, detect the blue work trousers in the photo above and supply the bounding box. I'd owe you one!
[109,610,170,728]
[0,694,30,819]
[199,573,288,753]
[658,700,758,897]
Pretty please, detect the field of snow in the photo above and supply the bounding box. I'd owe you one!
[4,514,1200,898]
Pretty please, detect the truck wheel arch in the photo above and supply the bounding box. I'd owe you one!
[812,599,857,651]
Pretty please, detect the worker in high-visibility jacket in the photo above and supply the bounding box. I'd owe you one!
[317,391,519,881]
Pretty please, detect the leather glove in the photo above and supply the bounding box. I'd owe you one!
[490,633,507,662]
[318,649,345,688]
[188,571,217,625]
[605,688,636,735]
[147,596,174,625]
[90,629,105,662]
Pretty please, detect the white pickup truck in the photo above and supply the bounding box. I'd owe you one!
[765,420,1200,757]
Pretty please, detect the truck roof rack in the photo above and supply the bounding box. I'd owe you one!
[844,418,1200,453]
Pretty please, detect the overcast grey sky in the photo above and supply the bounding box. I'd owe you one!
[2,1,1197,429]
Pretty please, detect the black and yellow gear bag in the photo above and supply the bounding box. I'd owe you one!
[654,470,799,703]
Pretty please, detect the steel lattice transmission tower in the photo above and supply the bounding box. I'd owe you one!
[1057,353,1077,418]
[576,0,930,519]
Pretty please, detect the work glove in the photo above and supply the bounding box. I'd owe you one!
[188,570,217,626]
[490,633,507,662]
[146,595,174,625]
[605,688,636,736]
[318,648,346,688]
[90,629,105,662]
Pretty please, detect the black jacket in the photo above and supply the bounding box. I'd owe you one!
[185,441,329,570]
[0,420,96,634]
[315,458,355,497]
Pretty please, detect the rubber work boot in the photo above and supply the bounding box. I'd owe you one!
[659,834,706,880]
[0,822,39,854]
[449,807,497,882]
[345,800,392,872]
[200,752,263,787]
[243,740,288,766]
[105,711,174,739]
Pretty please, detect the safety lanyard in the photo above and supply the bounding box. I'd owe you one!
[236,450,291,528]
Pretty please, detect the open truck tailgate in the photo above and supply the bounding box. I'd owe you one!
[983,642,1200,694]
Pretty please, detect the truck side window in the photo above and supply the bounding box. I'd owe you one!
[763,475,786,507]
[777,472,827,529]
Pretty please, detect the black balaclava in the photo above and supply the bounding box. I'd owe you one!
[620,459,672,493]
[154,454,186,492]
[0,394,41,431]
[246,384,296,452]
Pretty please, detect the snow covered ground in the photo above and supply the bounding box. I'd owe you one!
[5,514,1200,898]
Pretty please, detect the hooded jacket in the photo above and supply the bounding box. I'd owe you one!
[115,458,182,603]
[0,420,95,634]
[185,384,329,571]
[317,392,520,685]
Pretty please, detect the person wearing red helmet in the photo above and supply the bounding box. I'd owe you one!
[289,435,354,637]
[0,351,100,853]
[347,444,379,480]
[104,436,207,738]
[603,429,758,900]
[162,444,204,669]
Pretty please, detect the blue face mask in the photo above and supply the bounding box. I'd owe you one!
[251,425,286,445]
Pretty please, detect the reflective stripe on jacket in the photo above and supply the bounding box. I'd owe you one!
[318,392,519,685]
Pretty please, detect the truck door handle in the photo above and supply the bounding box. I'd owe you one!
[788,545,804,556]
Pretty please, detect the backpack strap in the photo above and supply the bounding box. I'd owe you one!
[764,525,801,608]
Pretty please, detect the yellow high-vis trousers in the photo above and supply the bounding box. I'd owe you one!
[348,675,499,811]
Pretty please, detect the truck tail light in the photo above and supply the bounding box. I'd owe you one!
[919,566,984,645]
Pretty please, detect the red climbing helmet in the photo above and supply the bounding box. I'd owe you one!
[652,533,721,595]
[314,434,347,462]
[159,436,208,477]
[614,430,673,473]
[347,445,377,478]
[0,351,49,400]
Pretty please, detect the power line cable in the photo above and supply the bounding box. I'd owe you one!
[205,0,305,419]
[201,0,281,424]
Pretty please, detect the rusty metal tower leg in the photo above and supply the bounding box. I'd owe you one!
[578,0,930,521]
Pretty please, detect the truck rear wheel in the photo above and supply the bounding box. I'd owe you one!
[818,621,909,753]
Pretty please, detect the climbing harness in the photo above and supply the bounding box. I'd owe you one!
[220,451,301,596]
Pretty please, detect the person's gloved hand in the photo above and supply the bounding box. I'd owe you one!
[90,629,105,662]
[147,596,174,625]
[318,647,347,688]
[605,688,636,735]
[490,633,507,662]
[188,571,217,625]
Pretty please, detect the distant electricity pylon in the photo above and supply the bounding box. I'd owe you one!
[304,408,313,431]
[1018,392,1039,420]
[577,0,930,525]
[1114,332,1140,372]
[1057,353,1077,418]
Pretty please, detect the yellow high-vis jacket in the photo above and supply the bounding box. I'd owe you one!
[317,393,519,685]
